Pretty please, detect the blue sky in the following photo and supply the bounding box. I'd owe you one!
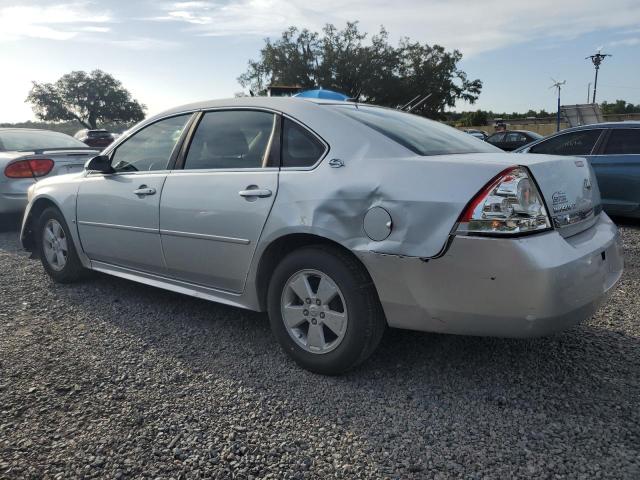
[1,0,639,122]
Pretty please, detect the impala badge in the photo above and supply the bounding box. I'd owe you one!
[552,191,576,213]
[584,178,592,190]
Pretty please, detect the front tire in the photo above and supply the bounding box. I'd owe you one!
[37,207,86,283]
[267,245,386,375]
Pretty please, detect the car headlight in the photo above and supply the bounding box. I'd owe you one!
[455,166,551,236]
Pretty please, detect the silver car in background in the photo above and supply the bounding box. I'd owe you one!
[0,128,98,216]
[19,98,623,374]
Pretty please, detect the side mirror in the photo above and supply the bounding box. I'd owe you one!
[85,155,113,173]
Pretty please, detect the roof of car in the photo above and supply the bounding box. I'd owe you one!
[489,129,539,135]
[150,97,353,120]
[563,121,640,131]
[0,128,54,132]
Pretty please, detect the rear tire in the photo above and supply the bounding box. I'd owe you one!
[37,207,86,283]
[267,245,386,375]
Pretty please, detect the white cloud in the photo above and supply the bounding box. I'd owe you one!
[80,26,111,33]
[0,2,178,50]
[152,0,640,56]
[104,37,181,50]
[0,3,111,41]
[609,37,640,47]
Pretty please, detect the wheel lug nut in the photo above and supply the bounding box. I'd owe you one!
[303,309,309,316]
[305,298,311,304]
[319,312,325,319]
[311,318,317,325]
[315,299,321,306]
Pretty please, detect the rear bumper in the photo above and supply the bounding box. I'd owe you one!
[358,213,623,337]
[0,178,33,214]
[0,192,28,214]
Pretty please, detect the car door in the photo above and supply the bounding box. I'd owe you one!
[590,128,640,215]
[487,132,506,150]
[76,113,194,273]
[501,132,522,151]
[159,109,281,293]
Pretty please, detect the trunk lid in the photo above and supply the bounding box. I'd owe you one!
[16,148,100,178]
[523,154,601,237]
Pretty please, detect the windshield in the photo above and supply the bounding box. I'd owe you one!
[330,105,500,156]
[0,129,88,152]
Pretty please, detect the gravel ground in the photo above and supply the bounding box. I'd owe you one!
[0,217,638,479]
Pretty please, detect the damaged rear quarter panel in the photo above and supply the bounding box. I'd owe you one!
[262,148,515,259]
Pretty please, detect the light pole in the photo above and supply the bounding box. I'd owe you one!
[586,51,611,104]
[550,79,566,132]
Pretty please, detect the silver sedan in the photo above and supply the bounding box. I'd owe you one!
[0,128,99,216]
[19,98,623,374]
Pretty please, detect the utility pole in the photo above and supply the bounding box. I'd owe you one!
[550,79,566,132]
[586,50,611,104]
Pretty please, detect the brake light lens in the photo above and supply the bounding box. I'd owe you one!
[4,159,54,178]
[456,166,551,236]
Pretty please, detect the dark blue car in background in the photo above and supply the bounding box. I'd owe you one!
[516,122,640,218]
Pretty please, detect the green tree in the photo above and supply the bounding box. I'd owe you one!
[460,110,488,126]
[601,100,640,115]
[238,22,482,118]
[26,70,146,129]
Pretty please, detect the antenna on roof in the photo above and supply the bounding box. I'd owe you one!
[350,88,362,102]
[400,94,421,111]
[406,93,432,113]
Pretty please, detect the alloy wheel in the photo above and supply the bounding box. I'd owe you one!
[42,219,68,271]
[281,269,348,354]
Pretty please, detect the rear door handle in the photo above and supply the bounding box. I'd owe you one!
[133,185,156,196]
[239,188,272,198]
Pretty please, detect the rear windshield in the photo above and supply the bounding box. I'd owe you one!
[88,130,111,138]
[330,105,499,156]
[529,131,543,140]
[0,130,87,152]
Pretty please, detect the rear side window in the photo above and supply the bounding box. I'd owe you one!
[529,129,602,155]
[281,118,325,167]
[603,129,640,155]
[184,110,277,170]
[506,132,526,142]
[332,105,498,156]
[487,133,505,144]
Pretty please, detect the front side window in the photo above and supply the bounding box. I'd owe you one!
[529,129,603,156]
[332,105,499,156]
[603,129,640,155]
[184,110,277,170]
[282,118,326,167]
[111,114,191,172]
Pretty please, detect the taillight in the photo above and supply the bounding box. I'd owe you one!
[4,159,54,178]
[455,166,551,236]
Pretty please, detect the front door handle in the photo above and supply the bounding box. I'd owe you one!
[239,188,272,198]
[133,185,156,196]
